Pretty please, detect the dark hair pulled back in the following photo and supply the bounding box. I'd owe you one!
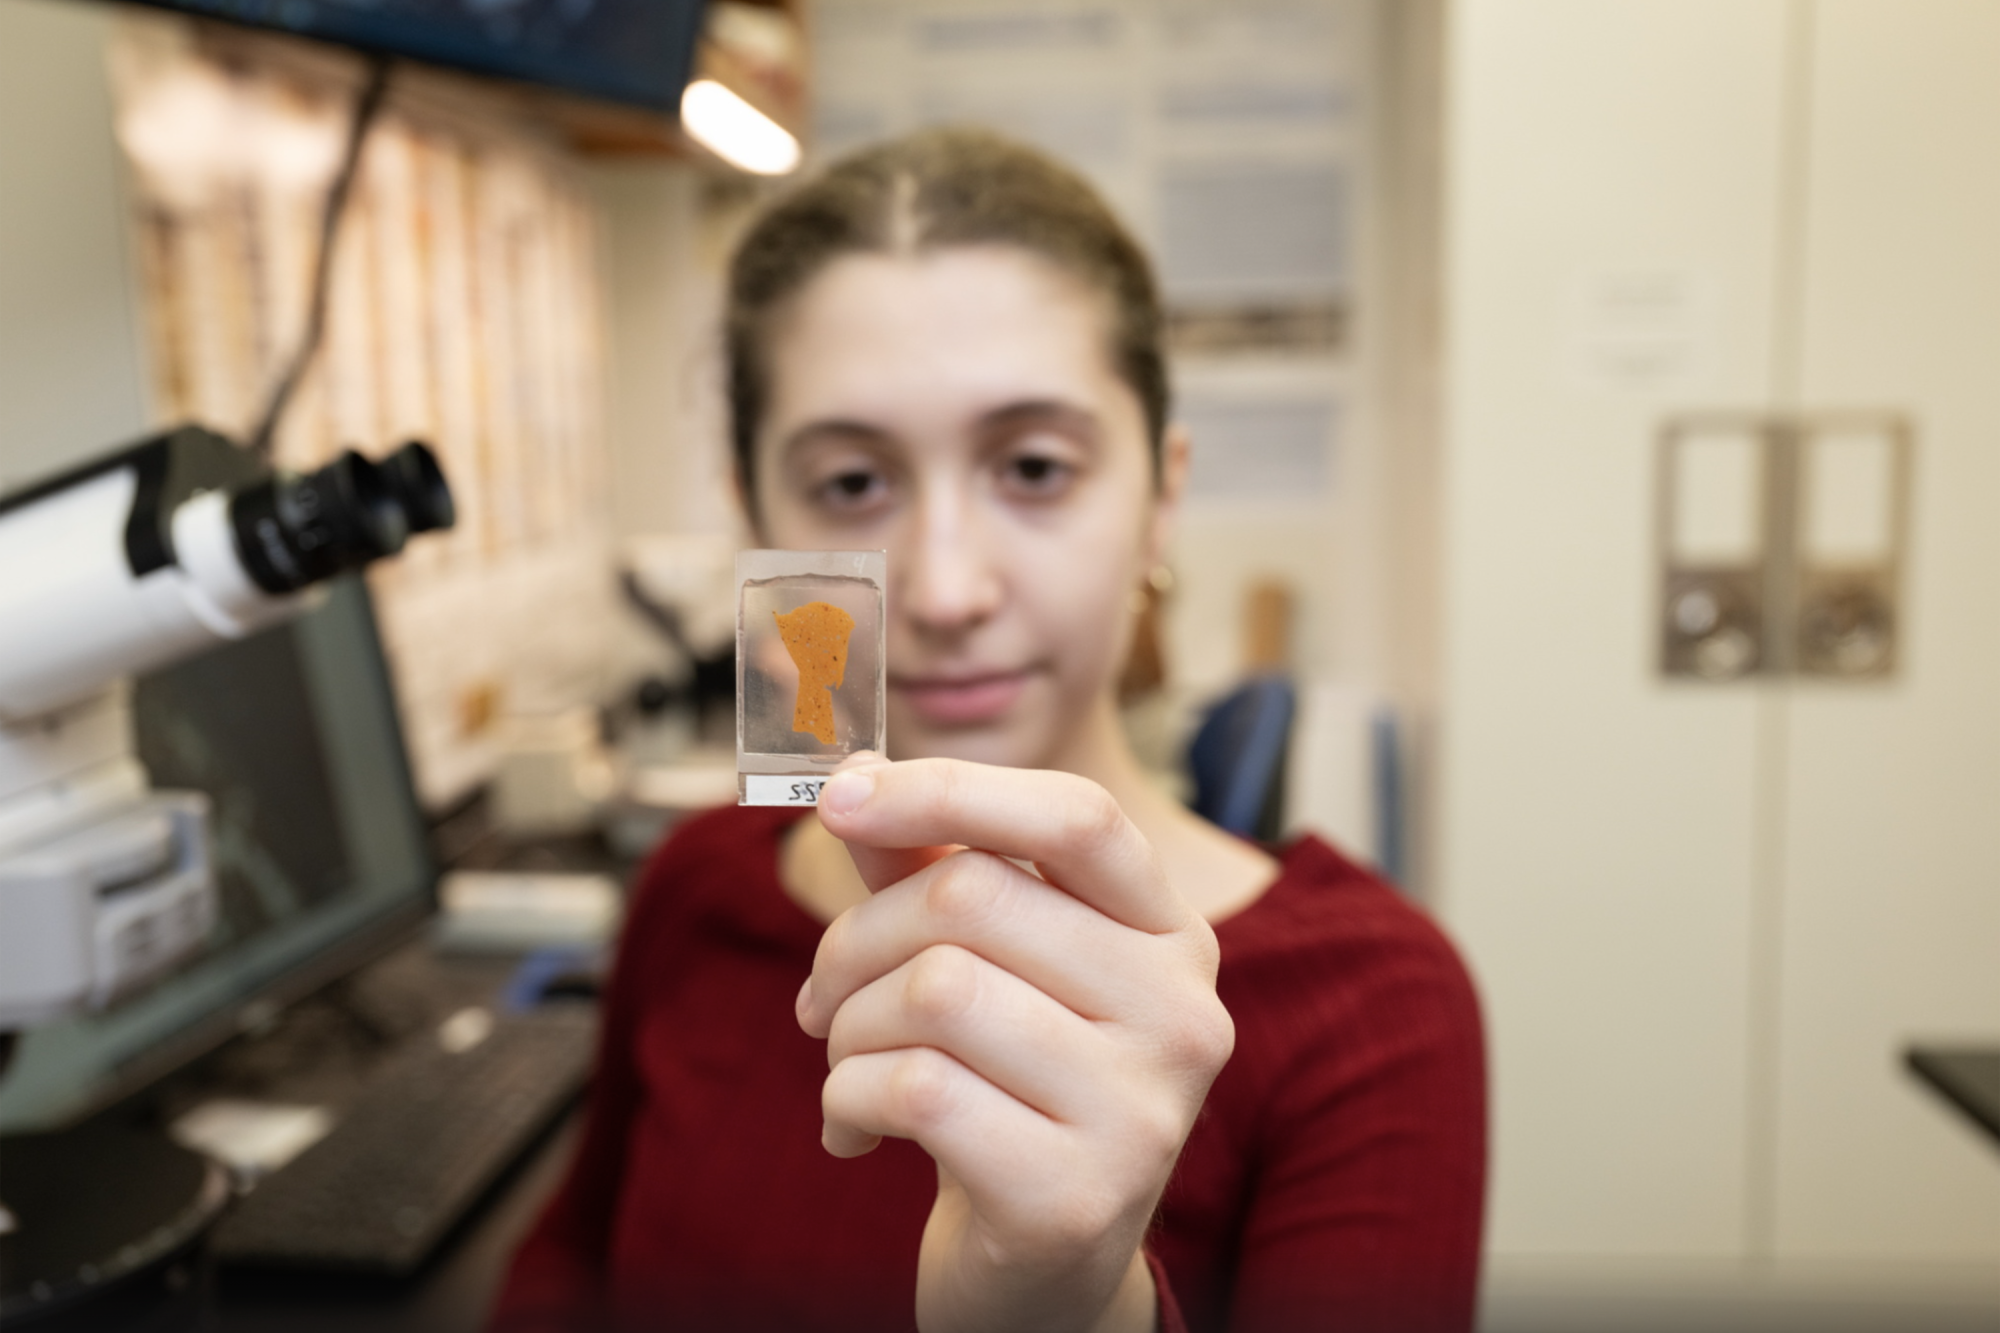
[725,126,1170,506]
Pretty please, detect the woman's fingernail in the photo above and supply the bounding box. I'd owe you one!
[796,975,814,1018]
[820,770,873,815]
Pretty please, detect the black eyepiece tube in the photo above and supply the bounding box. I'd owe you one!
[381,441,456,535]
[229,449,409,594]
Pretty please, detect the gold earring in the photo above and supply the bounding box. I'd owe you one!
[1131,565,1174,614]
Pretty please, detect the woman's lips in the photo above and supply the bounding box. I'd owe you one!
[890,669,1033,726]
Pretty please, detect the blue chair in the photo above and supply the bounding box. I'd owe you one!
[1187,675,1296,841]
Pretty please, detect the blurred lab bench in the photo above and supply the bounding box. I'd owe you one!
[1906,1046,2000,1151]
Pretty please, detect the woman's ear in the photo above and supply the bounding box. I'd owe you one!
[1145,423,1192,569]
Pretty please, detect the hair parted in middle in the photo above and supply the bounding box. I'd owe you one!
[723,126,1171,507]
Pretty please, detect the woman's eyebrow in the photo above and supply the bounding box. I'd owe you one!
[779,418,897,463]
[975,399,1103,443]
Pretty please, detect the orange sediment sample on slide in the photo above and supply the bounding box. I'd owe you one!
[772,601,856,745]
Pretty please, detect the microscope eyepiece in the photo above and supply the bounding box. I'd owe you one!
[381,442,455,535]
[0,425,459,724]
[228,447,443,595]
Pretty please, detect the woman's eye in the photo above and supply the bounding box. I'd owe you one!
[811,467,888,511]
[1001,453,1075,497]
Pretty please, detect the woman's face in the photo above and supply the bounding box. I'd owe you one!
[751,245,1179,771]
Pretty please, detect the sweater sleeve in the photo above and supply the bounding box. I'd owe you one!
[1224,905,1488,1333]
[489,836,685,1331]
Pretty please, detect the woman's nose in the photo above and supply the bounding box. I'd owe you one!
[900,494,1002,636]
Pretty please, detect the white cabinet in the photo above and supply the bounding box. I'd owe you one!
[1438,0,2000,1264]
[1772,0,2000,1259]
[1439,0,1792,1259]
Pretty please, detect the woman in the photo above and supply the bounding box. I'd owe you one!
[495,128,1484,1333]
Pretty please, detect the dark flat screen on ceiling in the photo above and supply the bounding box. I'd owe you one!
[121,0,707,112]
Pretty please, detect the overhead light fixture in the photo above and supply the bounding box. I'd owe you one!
[680,79,800,176]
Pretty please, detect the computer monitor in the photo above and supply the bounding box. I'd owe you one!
[0,576,434,1131]
[115,0,707,113]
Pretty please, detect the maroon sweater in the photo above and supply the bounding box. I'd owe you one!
[494,805,1485,1333]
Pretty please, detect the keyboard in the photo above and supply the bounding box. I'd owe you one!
[209,1004,596,1275]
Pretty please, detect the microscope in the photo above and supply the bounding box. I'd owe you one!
[0,425,453,1034]
[0,424,452,1330]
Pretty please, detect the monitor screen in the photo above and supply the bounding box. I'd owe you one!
[122,0,707,113]
[0,576,434,1131]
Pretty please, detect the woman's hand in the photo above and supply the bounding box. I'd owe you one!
[797,755,1235,1333]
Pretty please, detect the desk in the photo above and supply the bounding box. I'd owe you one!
[1907,1046,2000,1150]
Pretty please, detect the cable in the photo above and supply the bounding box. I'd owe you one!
[247,56,393,461]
